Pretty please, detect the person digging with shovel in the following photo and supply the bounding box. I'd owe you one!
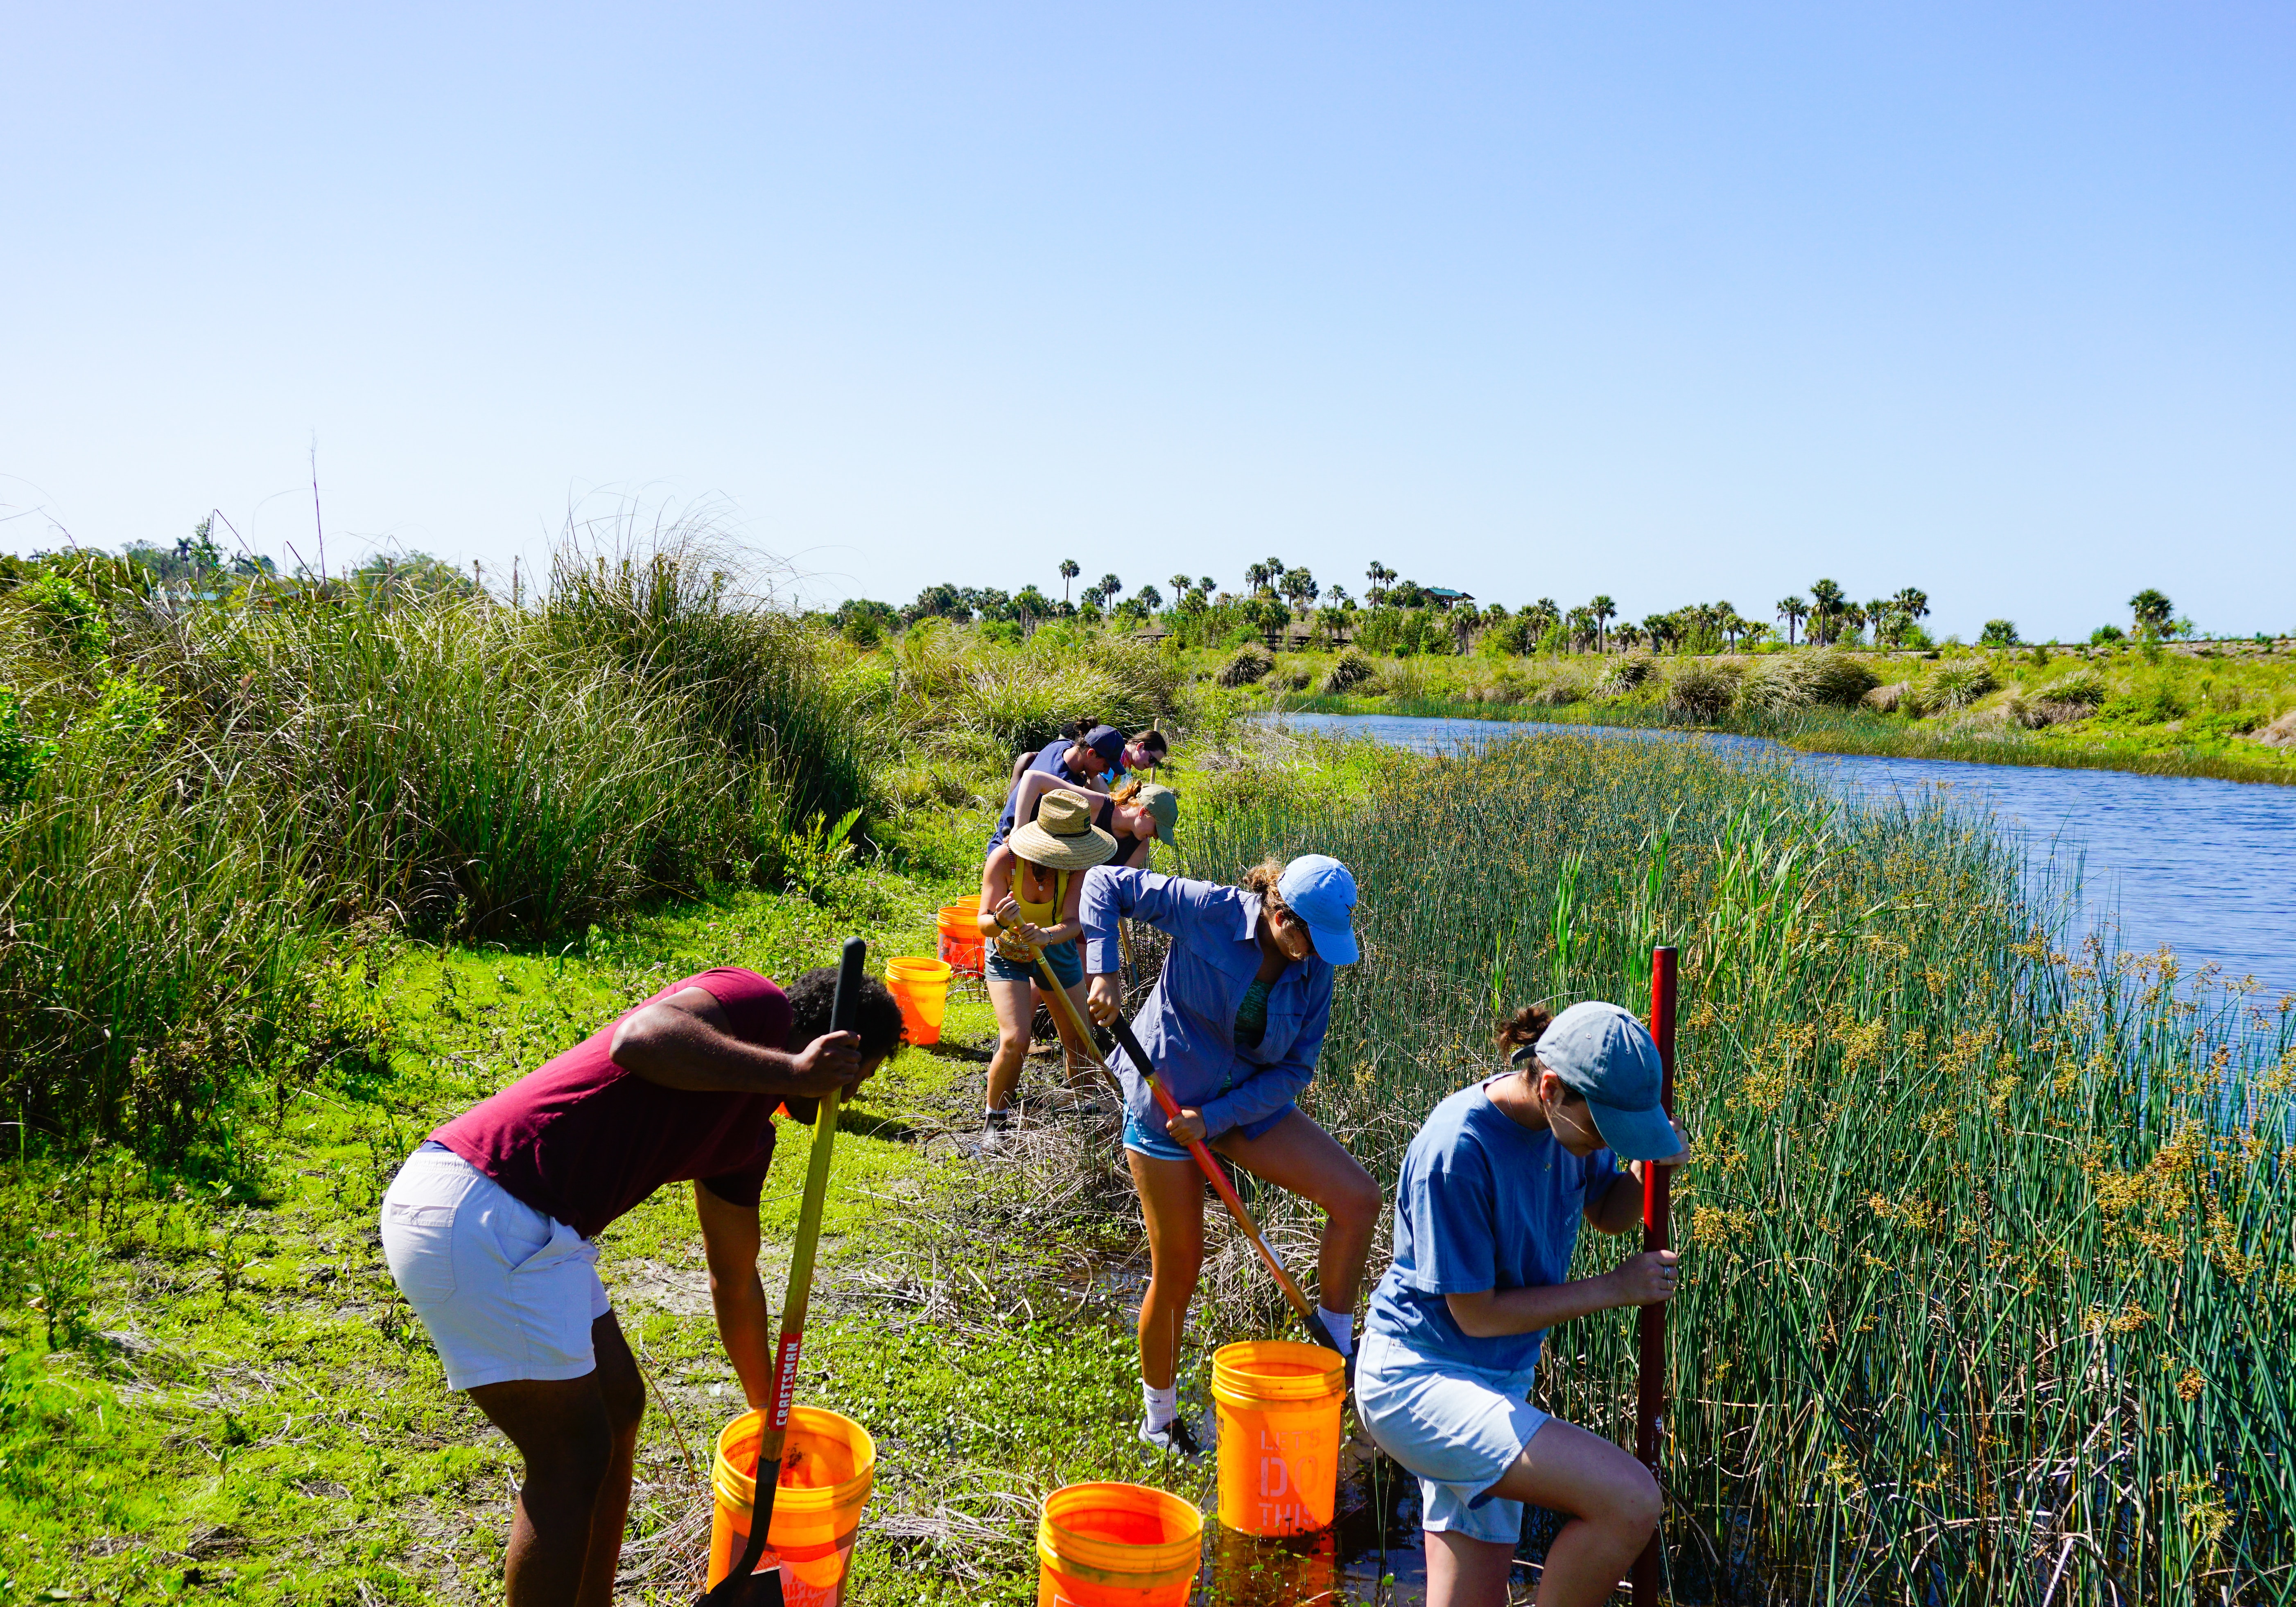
[1079,854,1383,1458]
[377,964,904,1607]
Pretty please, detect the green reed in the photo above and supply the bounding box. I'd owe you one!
[1185,733,2296,1603]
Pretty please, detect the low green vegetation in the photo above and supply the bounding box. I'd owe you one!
[5,540,2294,1604]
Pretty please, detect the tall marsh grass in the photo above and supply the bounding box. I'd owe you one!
[0,540,872,1154]
[1186,733,2296,1602]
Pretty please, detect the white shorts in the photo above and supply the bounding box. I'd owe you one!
[379,1144,611,1391]
[1354,1329,1550,1546]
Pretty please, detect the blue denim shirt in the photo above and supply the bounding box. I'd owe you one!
[1078,867,1335,1141]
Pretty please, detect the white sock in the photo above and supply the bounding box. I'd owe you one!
[1142,1383,1178,1429]
[1317,1305,1356,1357]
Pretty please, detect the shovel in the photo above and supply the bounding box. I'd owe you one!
[698,935,865,1607]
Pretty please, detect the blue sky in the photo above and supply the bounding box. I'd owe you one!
[4,2,2291,639]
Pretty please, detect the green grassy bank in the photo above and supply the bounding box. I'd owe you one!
[1162,637,2296,785]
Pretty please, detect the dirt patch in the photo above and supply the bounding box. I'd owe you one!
[2251,708,2296,749]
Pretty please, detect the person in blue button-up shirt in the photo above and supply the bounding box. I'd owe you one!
[1080,855,1381,1458]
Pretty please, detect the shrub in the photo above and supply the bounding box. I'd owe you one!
[1321,648,1377,694]
[1595,654,1656,698]
[1742,650,1877,715]
[1923,660,1997,711]
[1664,658,1743,721]
[1979,619,2019,647]
[2038,670,2107,708]
[1530,672,1589,708]
[1862,681,1912,715]
[1218,641,1275,687]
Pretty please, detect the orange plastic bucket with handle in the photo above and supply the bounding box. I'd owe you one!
[885,957,952,1046]
[1212,1340,1347,1537]
[708,1406,876,1607]
[1036,1481,1202,1607]
[937,899,984,976]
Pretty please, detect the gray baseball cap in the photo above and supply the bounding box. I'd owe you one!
[1530,1001,1677,1161]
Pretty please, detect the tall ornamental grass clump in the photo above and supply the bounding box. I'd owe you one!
[1185,733,2296,1603]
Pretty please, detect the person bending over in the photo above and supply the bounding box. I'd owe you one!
[1006,765,1178,872]
[378,964,903,1607]
[1080,855,1381,1457]
[977,790,1121,1135]
[991,723,1126,846]
[1354,1002,1690,1607]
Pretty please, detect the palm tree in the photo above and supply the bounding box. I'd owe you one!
[1776,596,1806,647]
[1169,572,1194,600]
[1713,600,1740,651]
[1590,594,1617,653]
[1059,559,1080,604]
[1134,584,1163,611]
[1893,587,1929,626]
[1280,567,1319,616]
[1259,557,1286,598]
[2129,588,2174,637]
[1198,576,1215,596]
[1808,579,1845,645]
[1097,573,1123,606]
[1244,560,1272,596]
[1365,560,1394,605]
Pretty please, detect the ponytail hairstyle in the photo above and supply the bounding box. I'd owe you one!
[1111,776,1144,805]
[1238,856,1291,919]
[1496,1004,1557,1080]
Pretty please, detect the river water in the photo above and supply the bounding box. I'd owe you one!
[1259,710,2296,1004]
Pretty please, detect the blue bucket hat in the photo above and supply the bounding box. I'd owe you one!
[1528,1001,1677,1161]
[1276,855,1358,966]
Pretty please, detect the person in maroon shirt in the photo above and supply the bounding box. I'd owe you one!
[380,964,903,1607]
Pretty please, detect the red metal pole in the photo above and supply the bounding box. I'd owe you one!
[1630,946,1678,1607]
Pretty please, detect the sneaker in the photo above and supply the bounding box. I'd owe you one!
[978,1107,1015,1149]
[1137,1414,1204,1461]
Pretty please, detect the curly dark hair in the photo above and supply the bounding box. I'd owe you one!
[786,966,906,1061]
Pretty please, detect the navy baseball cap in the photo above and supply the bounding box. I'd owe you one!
[1531,1001,1677,1161]
[1083,725,1126,764]
[1277,855,1358,966]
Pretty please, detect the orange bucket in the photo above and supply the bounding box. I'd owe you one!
[708,1406,876,1607]
[1211,1341,1347,1537]
[1036,1481,1202,1607]
[886,957,952,1047]
[937,899,984,976]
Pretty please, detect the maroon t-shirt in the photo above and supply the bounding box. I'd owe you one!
[430,968,794,1240]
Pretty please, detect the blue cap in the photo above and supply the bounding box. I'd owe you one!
[1530,1001,1676,1161]
[1083,725,1126,764]
[1277,854,1358,966]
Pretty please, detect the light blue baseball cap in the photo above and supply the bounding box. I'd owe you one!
[1530,1001,1677,1161]
[1277,854,1358,965]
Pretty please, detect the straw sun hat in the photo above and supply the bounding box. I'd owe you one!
[1009,790,1119,871]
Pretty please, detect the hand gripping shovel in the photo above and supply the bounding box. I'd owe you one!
[1007,925,1341,1356]
[700,936,865,1607]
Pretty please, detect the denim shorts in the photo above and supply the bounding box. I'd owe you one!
[379,1143,610,1391]
[1120,1102,1294,1161]
[988,938,1083,988]
[1353,1329,1550,1545]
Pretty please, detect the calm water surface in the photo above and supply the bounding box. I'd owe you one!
[1260,711,2296,1004]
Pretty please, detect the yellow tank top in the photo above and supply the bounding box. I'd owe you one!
[998,862,1071,957]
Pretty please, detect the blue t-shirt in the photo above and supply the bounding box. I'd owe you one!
[1366,1079,1620,1374]
[990,741,1100,846]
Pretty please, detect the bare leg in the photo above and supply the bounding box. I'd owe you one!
[467,1313,646,1607]
[1424,1530,1517,1607]
[1125,1150,1205,1389]
[1214,1108,1381,1315]
[984,973,1034,1113]
[1037,963,1105,1092]
[1480,1418,1661,1607]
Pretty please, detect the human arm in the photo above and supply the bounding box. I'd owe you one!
[1443,1251,1681,1338]
[694,1182,776,1408]
[1192,961,1331,1139]
[1583,1121,1691,1235]
[610,987,862,1099]
[1080,868,1220,1009]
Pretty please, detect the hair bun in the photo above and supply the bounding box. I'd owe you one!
[1495,1003,1553,1050]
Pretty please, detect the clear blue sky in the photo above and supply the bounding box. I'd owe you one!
[5,3,2291,639]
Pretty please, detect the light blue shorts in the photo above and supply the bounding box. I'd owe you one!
[1353,1329,1550,1545]
[1120,1102,1295,1162]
